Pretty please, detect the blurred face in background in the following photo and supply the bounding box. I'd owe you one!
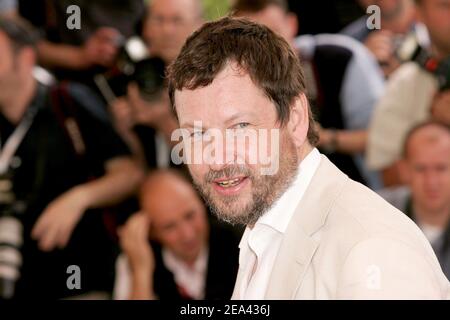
[140,173,209,264]
[0,31,24,98]
[403,125,450,216]
[0,32,14,92]
[416,0,450,59]
[234,5,298,44]
[143,0,203,64]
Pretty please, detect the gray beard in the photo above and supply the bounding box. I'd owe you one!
[193,146,299,226]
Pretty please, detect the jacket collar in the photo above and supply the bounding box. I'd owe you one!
[264,155,349,299]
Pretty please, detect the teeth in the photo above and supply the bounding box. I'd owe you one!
[218,178,241,187]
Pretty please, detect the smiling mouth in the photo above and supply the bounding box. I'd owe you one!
[216,178,243,188]
[214,176,247,188]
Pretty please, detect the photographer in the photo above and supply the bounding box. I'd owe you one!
[367,0,450,186]
[114,170,240,300]
[0,17,143,299]
[110,0,204,169]
[342,0,418,77]
[23,0,146,93]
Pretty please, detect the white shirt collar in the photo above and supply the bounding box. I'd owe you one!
[239,148,321,248]
[257,148,321,233]
[162,245,209,299]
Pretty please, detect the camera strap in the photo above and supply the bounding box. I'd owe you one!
[0,104,38,175]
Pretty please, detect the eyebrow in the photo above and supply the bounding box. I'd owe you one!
[224,112,251,127]
[179,121,209,130]
[180,111,254,129]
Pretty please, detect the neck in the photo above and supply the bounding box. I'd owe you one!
[0,76,36,124]
[298,142,314,163]
[413,202,450,228]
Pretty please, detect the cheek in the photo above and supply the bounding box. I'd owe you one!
[160,231,181,249]
[408,172,425,192]
[0,58,12,76]
[188,163,208,182]
[193,216,207,234]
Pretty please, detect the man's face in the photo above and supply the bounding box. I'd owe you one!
[143,0,202,63]
[141,182,208,263]
[236,5,297,43]
[417,0,450,57]
[175,63,300,226]
[404,128,450,214]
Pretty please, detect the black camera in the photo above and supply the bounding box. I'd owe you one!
[0,173,25,300]
[396,31,450,92]
[94,36,166,103]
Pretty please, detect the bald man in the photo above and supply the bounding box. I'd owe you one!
[379,121,450,279]
[114,169,240,300]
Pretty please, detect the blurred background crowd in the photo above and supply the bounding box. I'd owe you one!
[0,0,449,300]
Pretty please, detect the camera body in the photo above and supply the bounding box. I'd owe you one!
[396,32,450,92]
[94,36,166,103]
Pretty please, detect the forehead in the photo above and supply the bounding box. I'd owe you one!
[175,63,276,128]
[141,184,202,224]
[149,0,196,16]
[240,5,286,25]
[408,129,450,161]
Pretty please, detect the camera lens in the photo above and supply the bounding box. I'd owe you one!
[133,57,166,100]
[0,216,23,299]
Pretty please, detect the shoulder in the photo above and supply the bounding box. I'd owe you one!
[330,179,418,237]
[377,186,411,212]
[322,180,448,297]
[312,33,374,61]
[324,178,443,268]
[386,62,433,88]
[297,34,383,84]
[340,16,369,41]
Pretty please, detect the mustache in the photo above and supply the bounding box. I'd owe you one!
[204,165,253,183]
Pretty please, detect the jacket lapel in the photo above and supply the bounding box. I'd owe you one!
[265,155,348,299]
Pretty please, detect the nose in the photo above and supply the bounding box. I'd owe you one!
[179,221,196,243]
[204,131,237,172]
[423,170,440,190]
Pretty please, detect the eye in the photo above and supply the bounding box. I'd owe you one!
[162,223,176,232]
[236,122,250,129]
[190,130,204,139]
[184,210,195,221]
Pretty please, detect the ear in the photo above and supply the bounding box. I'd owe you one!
[287,93,309,148]
[286,13,299,40]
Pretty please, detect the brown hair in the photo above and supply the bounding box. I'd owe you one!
[167,16,318,146]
